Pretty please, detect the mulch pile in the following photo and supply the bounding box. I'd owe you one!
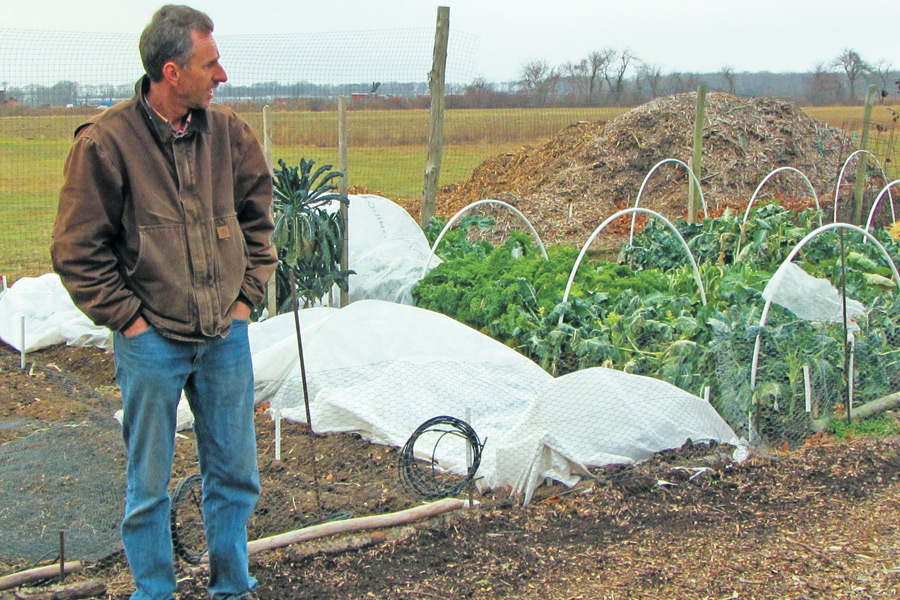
[438,92,855,246]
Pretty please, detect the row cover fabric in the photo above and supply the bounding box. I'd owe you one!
[0,278,741,503]
[763,261,866,330]
[252,300,742,504]
[0,194,434,353]
[0,194,741,502]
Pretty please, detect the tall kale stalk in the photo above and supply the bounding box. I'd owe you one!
[271,158,352,311]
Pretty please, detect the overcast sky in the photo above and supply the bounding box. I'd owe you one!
[4,0,899,82]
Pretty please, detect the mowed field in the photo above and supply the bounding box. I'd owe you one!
[1,104,897,282]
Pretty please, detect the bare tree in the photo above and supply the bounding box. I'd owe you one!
[807,61,844,105]
[519,60,559,107]
[561,50,612,103]
[671,72,703,94]
[603,48,637,103]
[636,62,664,99]
[561,60,590,100]
[464,76,493,95]
[832,48,871,101]
[460,76,496,108]
[586,50,612,98]
[719,65,736,95]
[869,59,894,97]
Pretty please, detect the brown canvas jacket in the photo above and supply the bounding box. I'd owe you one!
[51,77,276,340]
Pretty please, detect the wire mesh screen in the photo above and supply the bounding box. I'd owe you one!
[0,26,479,283]
[0,25,629,284]
[704,261,900,448]
[712,315,845,447]
[0,422,126,563]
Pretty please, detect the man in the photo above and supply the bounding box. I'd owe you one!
[51,5,276,600]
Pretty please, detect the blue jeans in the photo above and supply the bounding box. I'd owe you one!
[115,320,259,600]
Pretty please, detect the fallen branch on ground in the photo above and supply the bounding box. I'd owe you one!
[199,497,469,562]
[1,579,105,600]
[0,563,83,592]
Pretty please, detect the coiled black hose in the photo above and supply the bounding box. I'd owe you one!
[169,473,205,565]
[398,416,484,500]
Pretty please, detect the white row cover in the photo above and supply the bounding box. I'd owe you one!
[0,194,742,503]
[0,276,741,502]
[0,194,435,354]
[252,301,742,504]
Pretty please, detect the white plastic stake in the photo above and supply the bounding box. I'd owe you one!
[20,315,26,369]
[803,365,812,414]
[848,337,856,411]
[703,387,711,403]
[1,275,7,292]
[465,407,472,468]
[274,408,282,462]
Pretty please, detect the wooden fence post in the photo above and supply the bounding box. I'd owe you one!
[852,84,877,224]
[688,84,707,224]
[338,96,350,308]
[420,6,450,228]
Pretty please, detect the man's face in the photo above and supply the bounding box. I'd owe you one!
[175,30,228,111]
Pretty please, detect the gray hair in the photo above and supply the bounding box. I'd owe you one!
[139,5,214,82]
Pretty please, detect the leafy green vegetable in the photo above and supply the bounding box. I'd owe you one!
[413,202,900,445]
[271,158,352,310]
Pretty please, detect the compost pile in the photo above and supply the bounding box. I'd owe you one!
[438,92,853,246]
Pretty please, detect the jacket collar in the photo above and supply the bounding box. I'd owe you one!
[134,76,210,142]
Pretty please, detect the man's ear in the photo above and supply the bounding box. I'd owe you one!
[161,61,180,85]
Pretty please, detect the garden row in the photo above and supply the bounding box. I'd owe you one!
[412,205,900,444]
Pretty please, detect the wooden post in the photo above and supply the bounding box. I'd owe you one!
[420,6,450,228]
[852,85,877,224]
[338,96,350,308]
[688,84,707,224]
[263,104,278,317]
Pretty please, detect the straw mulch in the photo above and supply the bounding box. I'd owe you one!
[437,92,854,246]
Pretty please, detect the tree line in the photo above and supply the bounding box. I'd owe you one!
[497,47,898,108]
[2,48,896,112]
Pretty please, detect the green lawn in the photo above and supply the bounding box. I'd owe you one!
[0,107,619,282]
[2,104,896,283]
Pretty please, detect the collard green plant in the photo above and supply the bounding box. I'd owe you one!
[271,158,352,310]
[412,203,900,445]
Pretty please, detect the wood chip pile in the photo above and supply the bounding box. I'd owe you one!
[438,92,855,246]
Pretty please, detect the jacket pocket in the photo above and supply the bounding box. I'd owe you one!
[127,223,192,326]
[213,213,249,315]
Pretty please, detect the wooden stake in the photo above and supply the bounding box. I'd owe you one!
[58,531,65,583]
[688,84,707,224]
[420,6,450,227]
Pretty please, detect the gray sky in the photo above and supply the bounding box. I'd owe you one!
[4,0,898,82]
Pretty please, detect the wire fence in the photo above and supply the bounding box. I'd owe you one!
[2,23,900,575]
[0,27,626,284]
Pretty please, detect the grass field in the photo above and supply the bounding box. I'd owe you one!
[1,104,897,283]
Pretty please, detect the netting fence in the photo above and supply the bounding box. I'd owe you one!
[0,27,626,283]
[4,21,900,576]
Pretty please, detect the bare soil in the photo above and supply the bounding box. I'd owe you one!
[4,342,900,599]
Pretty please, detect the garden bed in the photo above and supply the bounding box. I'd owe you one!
[3,343,900,599]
